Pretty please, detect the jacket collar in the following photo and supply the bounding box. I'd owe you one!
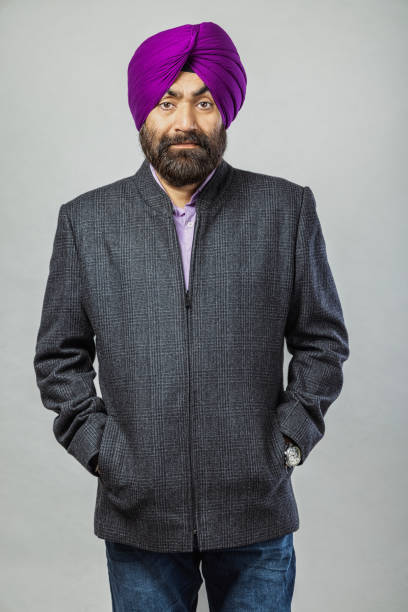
[129,157,234,218]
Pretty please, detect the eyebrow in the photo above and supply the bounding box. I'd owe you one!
[161,85,211,99]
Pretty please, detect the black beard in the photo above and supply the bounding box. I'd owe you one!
[138,123,227,187]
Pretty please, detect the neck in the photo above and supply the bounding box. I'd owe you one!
[154,173,202,208]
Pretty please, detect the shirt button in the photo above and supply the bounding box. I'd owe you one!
[186,220,194,227]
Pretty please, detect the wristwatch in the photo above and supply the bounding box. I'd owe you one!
[284,441,302,468]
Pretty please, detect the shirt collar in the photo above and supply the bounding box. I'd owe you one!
[149,163,218,214]
[130,157,233,219]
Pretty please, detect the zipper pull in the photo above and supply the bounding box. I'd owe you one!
[185,290,191,309]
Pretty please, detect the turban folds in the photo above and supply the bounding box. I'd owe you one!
[127,22,247,130]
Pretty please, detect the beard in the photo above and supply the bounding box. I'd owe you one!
[138,122,227,187]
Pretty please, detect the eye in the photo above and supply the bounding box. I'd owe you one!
[198,101,213,109]
[158,100,214,111]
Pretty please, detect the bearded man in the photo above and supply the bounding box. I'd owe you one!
[34,21,349,611]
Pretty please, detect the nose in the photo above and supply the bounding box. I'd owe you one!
[173,103,198,132]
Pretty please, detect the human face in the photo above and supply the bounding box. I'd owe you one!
[139,71,227,187]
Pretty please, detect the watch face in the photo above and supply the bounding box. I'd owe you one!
[285,445,301,466]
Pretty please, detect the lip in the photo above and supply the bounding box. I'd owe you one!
[171,144,199,147]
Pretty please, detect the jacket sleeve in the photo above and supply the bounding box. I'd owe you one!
[277,186,350,465]
[33,203,106,476]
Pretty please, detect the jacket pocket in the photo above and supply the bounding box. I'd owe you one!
[96,415,138,512]
[97,415,114,488]
[97,415,132,490]
[268,412,294,476]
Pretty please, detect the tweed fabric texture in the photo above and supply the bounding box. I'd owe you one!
[33,158,350,552]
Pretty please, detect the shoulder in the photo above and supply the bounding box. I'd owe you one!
[230,165,305,197]
[59,174,134,220]
[229,165,306,220]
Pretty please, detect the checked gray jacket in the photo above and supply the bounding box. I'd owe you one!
[33,157,350,553]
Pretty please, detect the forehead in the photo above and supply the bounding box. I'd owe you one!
[164,71,214,98]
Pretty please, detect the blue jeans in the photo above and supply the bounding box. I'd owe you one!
[105,532,296,611]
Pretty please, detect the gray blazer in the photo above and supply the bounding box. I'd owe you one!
[33,158,350,553]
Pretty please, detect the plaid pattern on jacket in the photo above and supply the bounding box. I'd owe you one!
[33,158,350,552]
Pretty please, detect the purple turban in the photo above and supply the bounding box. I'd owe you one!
[127,21,247,130]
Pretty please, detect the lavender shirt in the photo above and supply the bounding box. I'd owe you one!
[149,163,217,290]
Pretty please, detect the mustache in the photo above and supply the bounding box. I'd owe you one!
[169,137,200,145]
[158,139,208,157]
[163,134,208,148]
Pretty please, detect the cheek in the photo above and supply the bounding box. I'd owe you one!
[146,110,168,130]
[144,117,168,143]
[211,107,223,129]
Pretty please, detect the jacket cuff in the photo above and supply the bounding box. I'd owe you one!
[276,400,324,466]
[66,411,107,475]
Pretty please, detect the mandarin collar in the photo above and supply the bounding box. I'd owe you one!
[129,157,234,218]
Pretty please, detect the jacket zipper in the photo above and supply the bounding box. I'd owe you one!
[185,288,197,542]
[168,209,201,546]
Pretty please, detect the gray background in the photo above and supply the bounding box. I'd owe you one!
[1,0,407,610]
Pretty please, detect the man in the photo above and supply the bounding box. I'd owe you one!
[33,21,350,611]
